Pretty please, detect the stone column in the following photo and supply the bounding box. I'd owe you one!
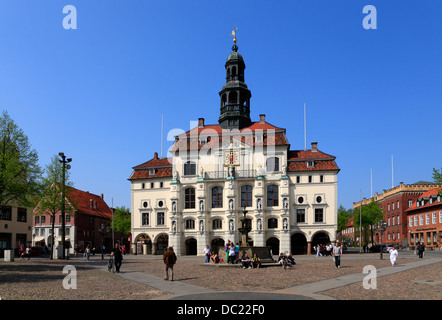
[307,241,312,255]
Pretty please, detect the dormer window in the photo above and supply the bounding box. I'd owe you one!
[184,161,196,176]
[149,169,156,176]
[307,161,314,168]
[266,157,280,173]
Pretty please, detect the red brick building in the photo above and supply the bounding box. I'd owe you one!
[354,182,441,247]
[33,187,125,254]
[405,187,442,250]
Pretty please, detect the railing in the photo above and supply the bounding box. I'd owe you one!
[204,170,256,180]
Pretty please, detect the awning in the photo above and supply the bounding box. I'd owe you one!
[33,237,45,242]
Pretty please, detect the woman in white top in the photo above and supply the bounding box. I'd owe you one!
[389,246,398,266]
[229,244,236,264]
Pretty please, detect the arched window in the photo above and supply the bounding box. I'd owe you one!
[184,161,196,176]
[185,219,195,230]
[212,219,222,230]
[232,66,237,80]
[267,185,279,207]
[229,91,238,104]
[185,188,195,209]
[268,218,278,229]
[212,187,223,208]
[241,185,253,207]
[266,157,280,173]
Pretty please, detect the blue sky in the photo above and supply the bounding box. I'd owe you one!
[0,0,441,210]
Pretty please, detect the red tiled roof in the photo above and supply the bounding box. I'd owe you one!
[170,122,289,152]
[66,186,112,219]
[405,187,442,213]
[129,153,173,180]
[287,150,339,172]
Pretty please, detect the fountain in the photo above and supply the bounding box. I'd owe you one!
[237,207,274,263]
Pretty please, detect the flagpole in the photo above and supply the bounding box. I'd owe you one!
[304,102,306,151]
[112,197,114,246]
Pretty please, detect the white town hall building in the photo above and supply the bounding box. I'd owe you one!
[129,38,340,256]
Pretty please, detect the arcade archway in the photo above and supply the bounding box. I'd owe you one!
[291,233,307,255]
[266,237,280,255]
[185,238,197,255]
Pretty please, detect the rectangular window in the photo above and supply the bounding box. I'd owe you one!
[397,215,400,225]
[320,175,324,183]
[419,215,423,226]
[184,161,196,176]
[308,176,312,183]
[425,214,430,225]
[439,212,442,223]
[241,186,253,207]
[397,200,400,209]
[414,216,418,227]
[432,212,437,224]
[409,217,413,227]
[157,212,165,225]
[66,215,70,223]
[296,209,305,223]
[0,206,12,220]
[41,216,46,224]
[17,208,27,222]
[314,208,323,223]
[142,212,149,226]
[267,185,279,207]
[185,188,195,209]
[408,199,412,207]
[35,216,40,224]
[296,176,300,183]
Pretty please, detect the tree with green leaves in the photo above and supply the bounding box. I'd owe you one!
[34,155,75,259]
[432,168,442,184]
[111,206,131,235]
[337,205,352,233]
[0,110,43,209]
[354,198,384,245]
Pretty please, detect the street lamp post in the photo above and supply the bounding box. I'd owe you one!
[375,219,387,260]
[59,152,72,259]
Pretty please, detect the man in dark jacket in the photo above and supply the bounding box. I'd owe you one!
[111,243,123,273]
[163,246,177,281]
[417,242,425,259]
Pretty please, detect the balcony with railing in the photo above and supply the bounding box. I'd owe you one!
[204,169,256,180]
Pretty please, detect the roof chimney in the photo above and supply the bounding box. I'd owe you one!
[259,114,266,124]
[198,118,205,128]
[101,193,104,200]
[311,142,318,152]
[154,152,158,159]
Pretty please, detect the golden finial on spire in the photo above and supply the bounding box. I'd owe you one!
[230,25,238,43]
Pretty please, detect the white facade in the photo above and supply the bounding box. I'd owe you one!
[130,132,339,256]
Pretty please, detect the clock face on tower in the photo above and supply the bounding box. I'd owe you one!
[225,150,239,166]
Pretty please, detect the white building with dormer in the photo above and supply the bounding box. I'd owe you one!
[128,40,340,256]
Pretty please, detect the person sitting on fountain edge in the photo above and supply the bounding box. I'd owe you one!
[252,253,261,269]
[241,254,252,269]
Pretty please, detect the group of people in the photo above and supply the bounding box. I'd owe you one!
[313,243,335,257]
[277,252,296,268]
[203,243,263,268]
[18,245,31,261]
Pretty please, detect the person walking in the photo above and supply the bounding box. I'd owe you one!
[85,244,91,261]
[111,243,123,273]
[417,242,425,259]
[163,246,177,281]
[228,244,236,264]
[235,242,240,260]
[25,246,31,260]
[389,246,398,266]
[332,243,343,268]
[101,244,106,260]
[74,244,79,258]
[203,245,211,263]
